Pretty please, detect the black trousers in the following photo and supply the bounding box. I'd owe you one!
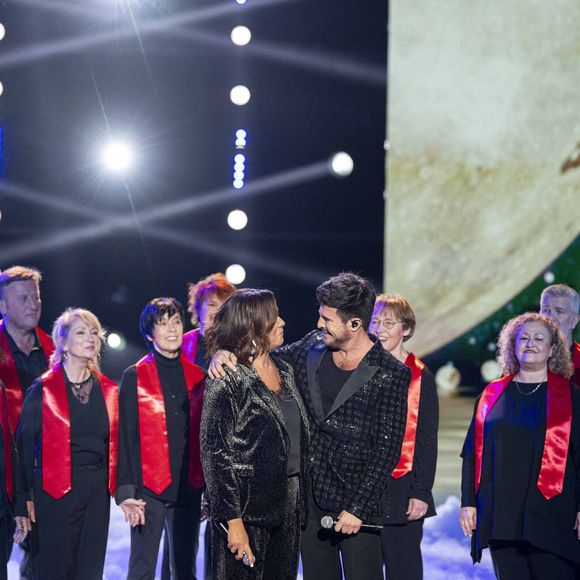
[32,465,110,580]
[0,516,7,580]
[489,540,575,580]
[211,476,301,580]
[382,519,424,580]
[159,487,202,580]
[300,486,383,580]
[128,492,201,580]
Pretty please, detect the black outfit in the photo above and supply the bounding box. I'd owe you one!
[116,351,202,580]
[382,366,438,580]
[0,382,11,580]
[15,375,111,580]
[201,356,309,580]
[3,329,48,579]
[276,331,410,580]
[461,380,580,578]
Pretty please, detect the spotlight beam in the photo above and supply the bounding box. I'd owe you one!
[0,0,298,70]
[0,160,330,262]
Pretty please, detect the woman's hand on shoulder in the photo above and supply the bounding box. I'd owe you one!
[208,350,238,379]
[227,518,255,567]
[459,506,477,537]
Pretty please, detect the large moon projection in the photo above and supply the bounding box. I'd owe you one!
[385,0,580,356]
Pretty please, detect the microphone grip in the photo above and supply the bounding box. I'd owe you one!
[213,521,251,566]
[320,515,383,531]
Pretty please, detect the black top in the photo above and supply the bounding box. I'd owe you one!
[116,351,192,504]
[278,392,301,476]
[318,351,354,416]
[15,373,109,512]
[194,335,209,375]
[5,330,48,395]
[461,380,580,564]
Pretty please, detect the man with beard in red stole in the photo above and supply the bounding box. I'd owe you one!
[0,266,53,579]
[116,297,205,580]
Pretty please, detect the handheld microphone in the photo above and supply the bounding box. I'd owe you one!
[320,515,383,531]
[213,521,251,566]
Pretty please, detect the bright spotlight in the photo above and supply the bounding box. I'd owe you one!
[226,264,246,284]
[234,153,246,163]
[101,141,133,172]
[227,210,248,231]
[233,179,244,189]
[0,82,4,97]
[235,0,247,4]
[543,271,555,284]
[329,152,354,177]
[231,26,251,46]
[0,24,5,42]
[107,332,126,350]
[230,85,251,106]
[236,130,247,139]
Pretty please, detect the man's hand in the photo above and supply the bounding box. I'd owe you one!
[406,498,429,521]
[227,518,254,567]
[208,350,238,379]
[120,498,147,527]
[13,516,31,544]
[334,510,362,535]
[459,506,477,537]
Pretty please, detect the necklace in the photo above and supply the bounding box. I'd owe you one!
[513,379,544,396]
[69,374,91,391]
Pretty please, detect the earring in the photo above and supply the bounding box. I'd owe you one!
[250,340,257,356]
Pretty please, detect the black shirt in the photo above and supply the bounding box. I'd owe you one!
[278,393,301,476]
[194,335,209,376]
[116,351,192,504]
[317,351,354,416]
[5,330,48,395]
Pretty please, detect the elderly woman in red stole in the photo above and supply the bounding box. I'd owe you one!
[368,294,438,580]
[14,308,119,580]
[460,312,580,579]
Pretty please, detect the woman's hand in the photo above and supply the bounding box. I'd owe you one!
[574,512,580,540]
[15,500,36,544]
[459,506,477,537]
[208,351,238,379]
[120,498,146,527]
[227,518,254,567]
[407,498,429,521]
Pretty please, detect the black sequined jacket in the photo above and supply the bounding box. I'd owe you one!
[201,356,309,528]
[276,331,410,524]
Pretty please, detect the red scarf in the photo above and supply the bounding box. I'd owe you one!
[135,353,205,494]
[182,329,201,364]
[0,388,12,501]
[0,320,54,432]
[392,353,425,478]
[41,364,118,500]
[474,371,571,500]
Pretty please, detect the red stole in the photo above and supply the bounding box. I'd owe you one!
[571,341,580,388]
[0,320,55,432]
[135,353,205,494]
[0,388,12,501]
[392,353,425,478]
[41,364,119,500]
[182,329,201,364]
[474,371,572,500]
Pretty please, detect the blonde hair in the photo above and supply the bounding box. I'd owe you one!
[372,293,416,342]
[50,308,105,370]
[496,312,573,378]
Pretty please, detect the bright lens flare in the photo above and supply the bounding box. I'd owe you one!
[101,142,133,172]
[226,264,246,284]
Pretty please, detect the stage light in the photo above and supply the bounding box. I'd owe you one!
[227,210,248,231]
[226,264,246,284]
[0,24,5,42]
[101,141,133,172]
[329,152,354,177]
[230,85,251,106]
[231,26,251,46]
[107,332,126,350]
[0,82,4,97]
[543,271,555,284]
[236,129,247,139]
[235,0,247,4]
[234,153,245,163]
[233,179,244,189]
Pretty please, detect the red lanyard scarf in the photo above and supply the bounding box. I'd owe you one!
[474,371,571,500]
[135,353,205,494]
[0,321,54,432]
[41,364,119,499]
[0,388,12,501]
[182,330,200,364]
[392,353,425,478]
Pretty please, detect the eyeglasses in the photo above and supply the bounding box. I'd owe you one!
[369,318,402,330]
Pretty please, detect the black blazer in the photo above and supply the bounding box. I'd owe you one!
[383,366,438,524]
[201,356,309,528]
[276,331,410,524]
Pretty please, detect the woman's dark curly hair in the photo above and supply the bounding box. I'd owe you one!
[205,289,278,365]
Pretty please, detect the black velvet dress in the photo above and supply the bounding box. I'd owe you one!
[461,380,580,565]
